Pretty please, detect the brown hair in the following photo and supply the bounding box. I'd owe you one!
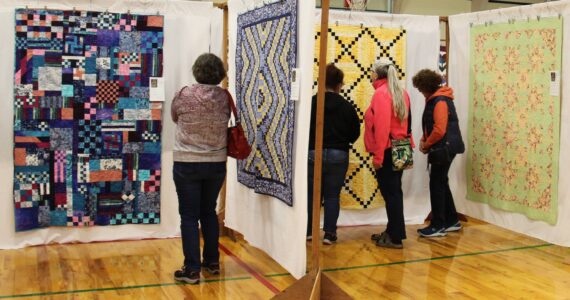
[412,69,443,95]
[192,53,227,85]
[326,63,344,90]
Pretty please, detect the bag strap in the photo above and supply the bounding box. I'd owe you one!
[224,89,239,123]
[407,106,412,137]
[175,86,189,100]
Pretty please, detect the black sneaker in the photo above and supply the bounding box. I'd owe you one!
[375,233,403,249]
[174,266,200,284]
[323,233,337,245]
[418,226,447,238]
[371,231,386,242]
[201,262,220,275]
[445,221,462,232]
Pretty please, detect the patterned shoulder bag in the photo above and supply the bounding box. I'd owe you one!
[391,108,414,171]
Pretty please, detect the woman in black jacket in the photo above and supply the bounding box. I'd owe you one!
[308,63,361,245]
[412,69,465,238]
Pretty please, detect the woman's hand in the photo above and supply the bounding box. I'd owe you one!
[420,141,429,154]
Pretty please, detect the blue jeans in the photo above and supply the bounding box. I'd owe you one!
[307,149,349,236]
[173,161,226,272]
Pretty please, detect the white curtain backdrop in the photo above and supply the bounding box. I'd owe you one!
[0,0,219,249]
[225,0,315,279]
[210,7,224,63]
[449,1,570,247]
[314,10,440,227]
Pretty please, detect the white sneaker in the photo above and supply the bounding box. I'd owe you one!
[445,221,462,232]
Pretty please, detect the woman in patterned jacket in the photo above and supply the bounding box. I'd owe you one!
[171,53,230,284]
[364,62,413,249]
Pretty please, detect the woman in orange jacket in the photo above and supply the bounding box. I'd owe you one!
[364,62,413,249]
[413,69,465,238]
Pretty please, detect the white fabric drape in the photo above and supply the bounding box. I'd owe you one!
[449,1,570,247]
[0,0,218,249]
[314,10,440,226]
[225,0,315,279]
[210,7,224,63]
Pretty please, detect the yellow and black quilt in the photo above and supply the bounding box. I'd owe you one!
[314,24,406,209]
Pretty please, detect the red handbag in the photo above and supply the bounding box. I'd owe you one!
[224,90,252,160]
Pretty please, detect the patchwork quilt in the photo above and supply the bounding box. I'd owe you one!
[314,24,406,209]
[467,18,562,224]
[235,0,297,206]
[13,9,164,231]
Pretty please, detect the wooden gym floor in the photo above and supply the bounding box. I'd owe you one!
[1,217,569,299]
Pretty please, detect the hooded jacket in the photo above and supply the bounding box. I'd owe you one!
[421,87,453,148]
[309,92,361,152]
[364,79,413,166]
[421,87,465,154]
[171,84,231,162]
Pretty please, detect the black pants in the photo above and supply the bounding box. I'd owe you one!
[173,162,226,272]
[375,149,406,241]
[429,156,459,229]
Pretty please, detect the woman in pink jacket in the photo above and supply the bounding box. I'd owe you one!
[364,62,413,249]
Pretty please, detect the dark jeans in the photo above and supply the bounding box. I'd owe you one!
[307,149,349,236]
[429,156,459,229]
[375,149,406,242]
[173,161,226,272]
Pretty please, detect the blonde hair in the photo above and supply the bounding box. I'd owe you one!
[372,62,407,121]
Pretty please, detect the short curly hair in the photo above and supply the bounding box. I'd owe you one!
[192,53,226,85]
[412,69,443,95]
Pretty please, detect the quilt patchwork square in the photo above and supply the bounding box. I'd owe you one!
[96,80,119,103]
[13,9,164,231]
[38,67,63,91]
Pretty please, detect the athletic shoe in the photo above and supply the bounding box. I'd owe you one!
[201,262,220,275]
[445,221,462,232]
[306,235,312,241]
[417,226,447,238]
[323,233,337,245]
[375,233,403,249]
[174,266,200,284]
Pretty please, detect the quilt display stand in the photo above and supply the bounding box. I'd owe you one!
[424,16,468,225]
[273,1,351,299]
[213,2,237,241]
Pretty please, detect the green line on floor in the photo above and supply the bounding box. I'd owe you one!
[265,272,292,278]
[322,243,553,273]
[263,243,553,278]
[0,243,554,298]
[0,276,252,299]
